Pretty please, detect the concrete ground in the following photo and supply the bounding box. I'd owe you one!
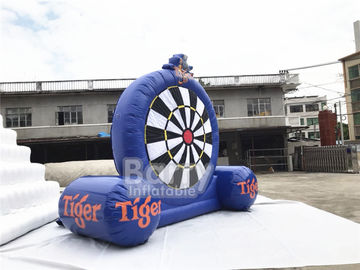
[256,172,360,270]
[257,172,360,223]
[256,172,360,224]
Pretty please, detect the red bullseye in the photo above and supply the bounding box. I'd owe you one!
[183,129,193,144]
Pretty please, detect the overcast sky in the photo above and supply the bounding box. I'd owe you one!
[1,0,359,108]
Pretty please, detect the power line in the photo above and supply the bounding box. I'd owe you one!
[300,82,344,94]
[325,95,347,102]
[287,92,348,103]
[297,80,343,90]
[280,61,340,72]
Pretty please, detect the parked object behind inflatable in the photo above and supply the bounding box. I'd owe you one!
[58,54,258,247]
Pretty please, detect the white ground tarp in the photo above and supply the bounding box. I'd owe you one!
[1,196,359,270]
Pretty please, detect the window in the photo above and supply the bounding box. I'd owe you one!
[305,103,319,112]
[107,104,116,123]
[300,118,305,125]
[289,105,303,113]
[5,107,32,127]
[308,131,320,139]
[354,113,360,125]
[247,98,271,116]
[56,105,83,125]
[321,102,327,110]
[351,89,360,102]
[349,65,360,79]
[306,117,319,126]
[212,100,224,118]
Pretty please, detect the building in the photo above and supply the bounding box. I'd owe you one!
[339,20,360,141]
[284,95,327,140]
[0,73,300,170]
[339,51,360,141]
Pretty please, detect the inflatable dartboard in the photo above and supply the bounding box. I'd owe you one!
[111,55,219,198]
[59,55,258,247]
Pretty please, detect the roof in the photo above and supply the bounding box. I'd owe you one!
[0,74,299,94]
[284,95,327,104]
[285,95,322,99]
[338,51,360,61]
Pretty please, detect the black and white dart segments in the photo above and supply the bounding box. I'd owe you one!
[145,86,213,189]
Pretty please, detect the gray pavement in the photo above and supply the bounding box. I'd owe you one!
[257,172,360,223]
[256,172,360,270]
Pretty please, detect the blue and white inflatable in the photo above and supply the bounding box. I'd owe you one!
[58,54,258,246]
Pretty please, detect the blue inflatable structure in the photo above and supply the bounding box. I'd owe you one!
[58,54,258,247]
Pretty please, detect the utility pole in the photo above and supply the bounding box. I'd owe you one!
[338,101,344,145]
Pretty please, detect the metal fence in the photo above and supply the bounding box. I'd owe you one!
[303,145,360,173]
[247,148,289,172]
[197,74,299,88]
[0,78,137,92]
[0,74,299,93]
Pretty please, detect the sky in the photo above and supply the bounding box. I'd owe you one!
[0,0,359,112]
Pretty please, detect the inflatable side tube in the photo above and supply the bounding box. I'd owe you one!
[214,166,258,210]
[58,176,161,247]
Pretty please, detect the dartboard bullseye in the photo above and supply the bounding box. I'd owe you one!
[183,129,193,145]
[144,86,213,189]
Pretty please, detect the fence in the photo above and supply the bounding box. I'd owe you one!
[303,145,360,173]
[0,74,299,93]
[0,78,137,92]
[247,148,289,172]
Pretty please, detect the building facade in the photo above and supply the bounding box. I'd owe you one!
[0,74,300,169]
[284,95,327,140]
[339,51,360,141]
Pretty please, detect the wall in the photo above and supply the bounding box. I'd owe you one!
[207,87,285,117]
[288,141,321,155]
[218,115,293,130]
[13,123,111,140]
[0,91,122,127]
[0,86,288,140]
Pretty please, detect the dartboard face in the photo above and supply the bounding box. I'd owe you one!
[145,86,213,189]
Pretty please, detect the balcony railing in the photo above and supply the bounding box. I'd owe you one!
[217,115,301,130]
[0,78,137,92]
[0,74,299,93]
[197,74,299,87]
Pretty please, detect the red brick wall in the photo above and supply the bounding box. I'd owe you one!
[318,111,337,146]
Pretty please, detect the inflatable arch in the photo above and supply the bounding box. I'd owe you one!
[58,54,258,247]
